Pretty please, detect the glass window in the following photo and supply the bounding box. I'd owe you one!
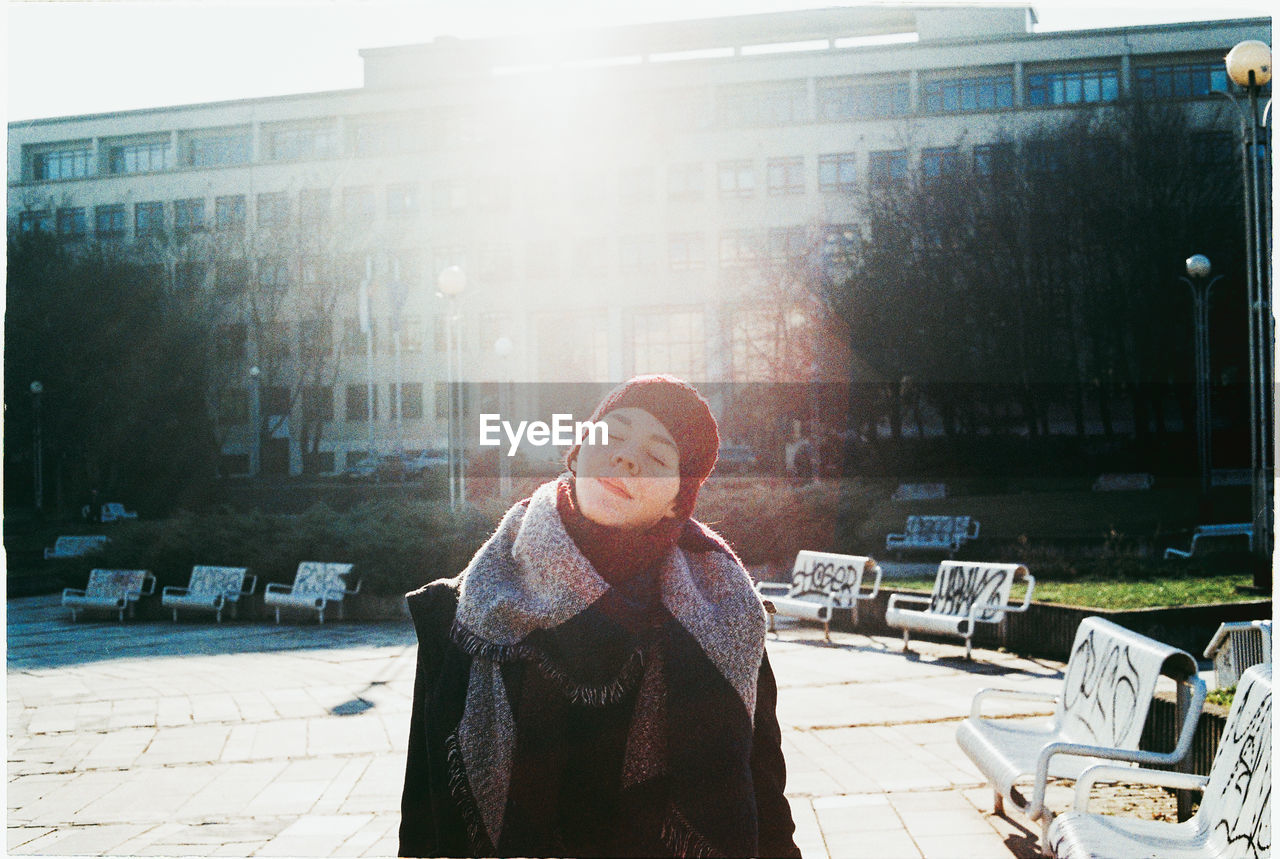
[216,260,249,294]
[266,123,338,160]
[186,133,251,167]
[258,257,291,291]
[216,195,247,232]
[718,81,809,126]
[535,311,610,382]
[974,143,1014,176]
[219,388,250,424]
[343,187,376,222]
[767,157,806,196]
[395,383,424,420]
[345,384,378,422]
[19,211,52,233]
[921,147,962,179]
[719,230,762,267]
[631,309,705,380]
[134,201,165,236]
[216,324,247,364]
[302,451,336,474]
[399,314,425,353]
[109,141,171,174]
[1027,69,1120,105]
[173,199,205,235]
[817,79,911,120]
[868,150,908,184]
[818,153,857,192]
[667,162,704,201]
[257,192,290,230]
[923,75,1014,113]
[33,147,92,180]
[352,117,426,156]
[299,189,331,224]
[768,226,808,261]
[176,262,207,291]
[668,232,705,271]
[56,207,87,239]
[1192,131,1235,167]
[260,322,292,363]
[95,204,125,238]
[718,160,755,198]
[387,183,419,218]
[1135,62,1231,98]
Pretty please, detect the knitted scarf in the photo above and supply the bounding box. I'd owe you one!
[446,478,767,857]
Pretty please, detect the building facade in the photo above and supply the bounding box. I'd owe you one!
[7,6,1269,476]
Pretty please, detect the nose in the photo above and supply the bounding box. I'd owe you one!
[610,448,639,475]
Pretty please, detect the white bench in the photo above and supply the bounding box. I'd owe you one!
[62,568,155,622]
[100,502,138,522]
[1091,472,1154,491]
[1047,663,1271,859]
[884,561,1033,659]
[956,616,1207,841]
[44,534,109,560]
[161,565,257,623]
[263,561,359,624]
[892,482,947,501]
[1203,620,1272,690]
[755,550,882,642]
[885,514,979,557]
[1164,523,1254,559]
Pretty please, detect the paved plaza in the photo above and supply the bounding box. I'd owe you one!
[8,592,1081,858]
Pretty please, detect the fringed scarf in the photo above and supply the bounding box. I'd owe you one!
[446,477,767,857]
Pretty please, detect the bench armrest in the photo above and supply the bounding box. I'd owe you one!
[265,582,293,595]
[241,574,258,597]
[755,582,792,598]
[886,592,931,612]
[1008,573,1035,613]
[969,686,1060,720]
[1070,764,1209,812]
[161,586,189,597]
[141,573,156,596]
[343,579,361,596]
[62,587,86,598]
[858,563,883,600]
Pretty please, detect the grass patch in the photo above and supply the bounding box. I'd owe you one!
[1206,685,1236,708]
[886,573,1257,609]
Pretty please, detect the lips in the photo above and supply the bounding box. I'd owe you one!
[596,477,633,500]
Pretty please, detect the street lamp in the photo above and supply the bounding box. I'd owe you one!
[1179,254,1224,506]
[1222,40,1273,577]
[30,381,43,513]
[494,336,514,497]
[248,366,262,477]
[437,265,467,509]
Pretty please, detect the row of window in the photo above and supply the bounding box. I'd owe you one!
[219,382,426,424]
[23,58,1242,182]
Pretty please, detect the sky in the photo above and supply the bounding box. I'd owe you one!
[5,0,1272,123]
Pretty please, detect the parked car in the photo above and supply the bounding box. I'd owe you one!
[401,448,449,477]
[342,450,450,481]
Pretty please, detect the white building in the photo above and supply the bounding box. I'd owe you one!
[7,5,1268,476]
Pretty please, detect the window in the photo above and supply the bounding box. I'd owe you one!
[921,147,962,180]
[1135,62,1230,99]
[343,187,376,222]
[817,78,911,120]
[619,166,653,204]
[818,153,857,193]
[95,204,125,239]
[258,257,291,291]
[260,322,291,362]
[574,238,611,277]
[216,260,249,294]
[667,162,704,201]
[619,235,657,274]
[768,227,808,262]
[176,262,207,291]
[299,317,333,362]
[303,451,335,474]
[346,384,378,421]
[387,183,420,218]
[525,241,559,279]
[718,81,809,126]
[257,192,290,230]
[432,179,467,214]
[718,160,755,199]
[173,199,205,235]
[266,123,338,160]
[659,87,713,132]
[631,309,705,380]
[435,382,475,419]
[216,195,246,233]
[352,117,425,156]
[923,75,1014,112]
[399,314,425,353]
[1025,141,1066,174]
[668,232,705,271]
[109,141,171,174]
[535,312,609,382]
[19,211,52,234]
[1193,131,1235,167]
[134,202,165,236]
[299,188,331,224]
[974,143,1014,176]
[395,383,424,420]
[56,207,87,239]
[1027,69,1120,106]
[216,324,247,364]
[185,133,251,167]
[343,317,377,355]
[729,307,807,382]
[767,157,806,196]
[302,386,335,422]
[719,230,762,267]
[868,150,908,184]
[218,388,249,425]
[33,147,92,180]
[262,386,290,416]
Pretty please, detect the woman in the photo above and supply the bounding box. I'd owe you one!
[399,375,799,858]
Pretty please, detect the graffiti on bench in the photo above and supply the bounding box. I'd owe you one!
[1062,628,1144,746]
[928,563,1010,622]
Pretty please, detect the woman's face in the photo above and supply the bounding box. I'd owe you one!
[574,407,681,530]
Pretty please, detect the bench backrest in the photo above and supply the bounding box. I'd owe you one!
[1202,664,1271,858]
[926,561,1024,623]
[906,515,970,544]
[102,503,129,516]
[893,483,947,501]
[54,535,109,555]
[187,566,249,596]
[85,569,149,599]
[292,561,354,599]
[1058,616,1199,749]
[788,551,877,608]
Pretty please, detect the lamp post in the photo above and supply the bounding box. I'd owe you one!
[1179,255,1224,506]
[30,381,43,513]
[494,336,514,498]
[437,265,467,509]
[248,366,262,477]
[359,256,377,468]
[1223,40,1273,577]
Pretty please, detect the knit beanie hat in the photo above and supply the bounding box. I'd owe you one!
[567,374,720,518]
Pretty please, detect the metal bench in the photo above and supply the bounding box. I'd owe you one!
[884,561,1033,659]
[43,534,109,560]
[1047,663,1271,859]
[263,561,359,624]
[161,565,257,623]
[885,514,980,557]
[956,616,1207,841]
[100,502,138,522]
[1164,523,1254,559]
[1204,620,1272,690]
[755,550,882,642]
[891,482,947,501]
[62,568,155,622]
